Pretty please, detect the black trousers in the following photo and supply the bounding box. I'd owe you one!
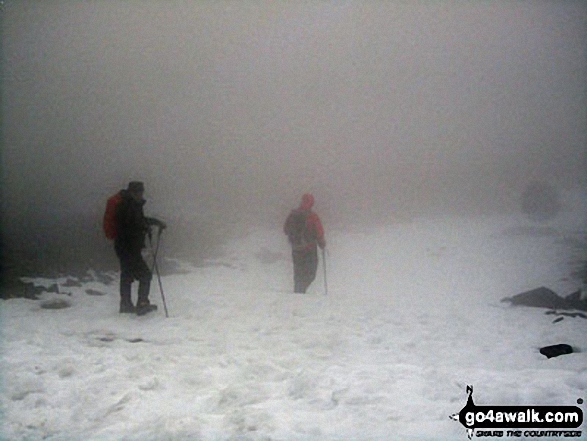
[115,245,152,306]
[292,247,318,293]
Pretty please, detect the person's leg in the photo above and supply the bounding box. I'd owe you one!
[301,248,318,293]
[292,251,305,293]
[116,246,136,313]
[132,254,152,308]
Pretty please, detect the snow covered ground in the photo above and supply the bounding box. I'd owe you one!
[1,210,586,440]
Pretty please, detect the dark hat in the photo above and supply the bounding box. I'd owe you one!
[127,181,145,193]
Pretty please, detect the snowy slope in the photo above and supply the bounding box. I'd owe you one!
[1,212,586,441]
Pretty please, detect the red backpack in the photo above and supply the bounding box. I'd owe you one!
[103,192,123,240]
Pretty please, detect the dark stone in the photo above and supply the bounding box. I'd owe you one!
[501,286,587,311]
[98,336,115,342]
[127,338,144,343]
[539,344,574,359]
[502,287,567,309]
[40,298,71,309]
[23,283,44,299]
[85,289,106,296]
[22,283,60,299]
[62,278,83,287]
[545,310,587,320]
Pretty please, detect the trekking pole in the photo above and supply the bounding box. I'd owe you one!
[150,228,169,318]
[322,247,328,296]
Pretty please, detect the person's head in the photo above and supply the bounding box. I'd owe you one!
[300,193,315,211]
[127,181,145,202]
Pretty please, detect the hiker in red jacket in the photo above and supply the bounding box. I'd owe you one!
[284,193,326,293]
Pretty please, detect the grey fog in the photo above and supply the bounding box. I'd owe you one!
[1,0,585,279]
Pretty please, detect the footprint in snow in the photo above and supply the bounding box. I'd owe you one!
[85,331,146,346]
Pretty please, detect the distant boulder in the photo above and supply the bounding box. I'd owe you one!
[40,298,72,310]
[501,286,587,311]
[62,278,83,288]
[85,289,107,296]
[22,282,59,300]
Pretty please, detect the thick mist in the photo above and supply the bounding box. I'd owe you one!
[1,1,586,278]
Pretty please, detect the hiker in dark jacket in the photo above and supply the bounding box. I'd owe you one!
[284,193,326,293]
[115,181,166,314]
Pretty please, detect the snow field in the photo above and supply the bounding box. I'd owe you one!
[1,213,585,440]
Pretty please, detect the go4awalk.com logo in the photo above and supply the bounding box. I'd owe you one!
[450,386,583,439]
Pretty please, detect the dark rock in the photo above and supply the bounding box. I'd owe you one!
[98,336,115,342]
[40,298,71,309]
[46,284,59,293]
[85,289,107,296]
[501,286,587,311]
[545,310,587,320]
[22,283,60,299]
[502,287,567,309]
[127,338,145,343]
[539,344,574,359]
[62,278,83,287]
[23,283,44,299]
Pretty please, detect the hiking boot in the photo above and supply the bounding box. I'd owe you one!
[119,301,136,314]
[136,302,157,316]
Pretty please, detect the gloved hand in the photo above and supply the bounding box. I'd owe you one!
[149,218,167,231]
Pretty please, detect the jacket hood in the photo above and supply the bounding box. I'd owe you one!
[299,193,315,211]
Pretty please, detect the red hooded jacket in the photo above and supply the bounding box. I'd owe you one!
[284,193,326,251]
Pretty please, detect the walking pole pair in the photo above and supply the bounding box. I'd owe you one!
[322,247,328,296]
[149,227,169,318]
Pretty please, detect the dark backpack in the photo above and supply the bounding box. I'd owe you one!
[103,192,123,240]
[285,210,311,250]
